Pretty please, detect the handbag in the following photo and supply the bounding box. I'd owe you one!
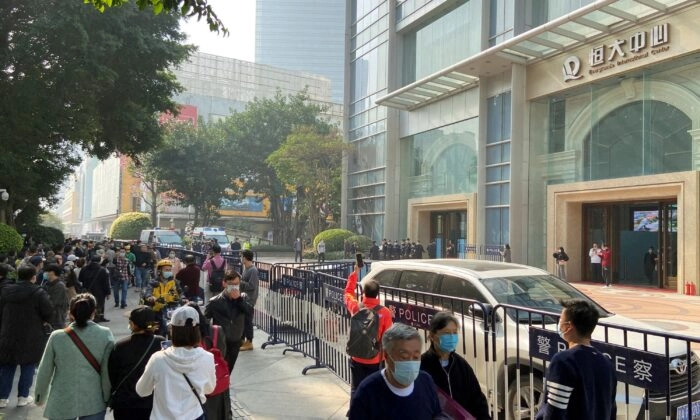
[65,327,101,374]
[183,373,207,420]
[107,335,156,407]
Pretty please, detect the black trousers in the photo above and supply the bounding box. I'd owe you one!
[243,310,254,341]
[591,263,602,283]
[226,340,242,373]
[350,360,380,404]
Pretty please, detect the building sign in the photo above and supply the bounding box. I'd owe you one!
[385,299,439,330]
[563,23,670,82]
[529,327,668,393]
[257,268,269,282]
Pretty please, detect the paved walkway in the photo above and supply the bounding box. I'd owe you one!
[2,264,699,419]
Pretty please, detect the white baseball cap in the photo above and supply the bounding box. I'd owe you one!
[168,306,200,327]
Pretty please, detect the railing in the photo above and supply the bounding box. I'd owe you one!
[147,248,700,419]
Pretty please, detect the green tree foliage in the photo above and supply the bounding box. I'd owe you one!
[313,228,354,253]
[224,91,330,245]
[0,0,191,228]
[86,0,227,34]
[0,224,23,255]
[25,226,64,248]
[150,119,237,226]
[109,212,152,240]
[40,213,65,232]
[267,126,349,241]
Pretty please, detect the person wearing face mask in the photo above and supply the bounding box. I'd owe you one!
[43,264,69,330]
[108,306,164,419]
[348,323,442,420]
[112,247,130,309]
[205,271,252,374]
[144,260,183,336]
[420,312,491,420]
[536,299,616,420]
[166,250,182,277]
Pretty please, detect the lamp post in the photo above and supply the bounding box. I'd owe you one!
[0,189,8,225]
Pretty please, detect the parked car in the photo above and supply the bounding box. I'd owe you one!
[361,259,700,419]
[191,227,231,251]
[140,228,183,248]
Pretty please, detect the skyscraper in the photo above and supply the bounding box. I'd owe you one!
[255,0,345,103]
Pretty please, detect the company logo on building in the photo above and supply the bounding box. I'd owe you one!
[562,56,583,81]
[563,23,670,82]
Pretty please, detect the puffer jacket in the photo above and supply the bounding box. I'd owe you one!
[0,280,53,364]
[204,293,252,342]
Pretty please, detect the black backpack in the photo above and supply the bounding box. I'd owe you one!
[346,305,383,359]
[209,259,225,293]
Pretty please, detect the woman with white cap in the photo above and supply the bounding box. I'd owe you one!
[135,305,216,420]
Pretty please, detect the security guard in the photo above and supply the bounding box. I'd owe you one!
[143,259,183,335]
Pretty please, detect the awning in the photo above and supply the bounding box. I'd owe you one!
[376,0,698,110]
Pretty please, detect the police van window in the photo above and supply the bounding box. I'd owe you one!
[440,275,487,303]
[373,270,399,287]
[397,271,438,293]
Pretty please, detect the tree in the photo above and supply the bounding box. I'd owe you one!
[85,0,228,34]
[0,0,191,227]
[129,152,167,226]
[151,119,237,226]
[40,212,65,232]
[224,91,330,245]
[267,126,348,240]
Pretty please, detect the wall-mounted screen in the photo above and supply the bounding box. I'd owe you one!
[633,210,659,232]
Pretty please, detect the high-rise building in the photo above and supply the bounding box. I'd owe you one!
[255,0,346,103]
[344,0,700,293]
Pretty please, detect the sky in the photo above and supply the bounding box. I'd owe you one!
[180,0,256,62]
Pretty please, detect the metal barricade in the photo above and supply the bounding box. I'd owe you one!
[490,303,700,420]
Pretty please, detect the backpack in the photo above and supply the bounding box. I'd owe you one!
[209,259,225,293]
[202,325,230,396]
[346,305,383,359]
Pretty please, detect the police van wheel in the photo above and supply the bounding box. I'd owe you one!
[507,375,544,419]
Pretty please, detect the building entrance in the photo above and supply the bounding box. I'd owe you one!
[430,211,466,258]
[583,201,677,288]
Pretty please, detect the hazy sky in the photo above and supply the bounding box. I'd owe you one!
[180,0,256,61]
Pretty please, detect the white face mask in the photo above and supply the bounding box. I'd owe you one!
[169,253,175,258]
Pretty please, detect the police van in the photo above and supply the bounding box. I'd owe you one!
[191,227,231,251]
[140,228,183,247]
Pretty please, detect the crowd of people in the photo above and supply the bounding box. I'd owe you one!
[0,235,260,419]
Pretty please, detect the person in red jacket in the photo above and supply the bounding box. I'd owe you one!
[344,264,393,407]
[600,243,612,287]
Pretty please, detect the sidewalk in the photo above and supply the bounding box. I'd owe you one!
[2,262,699,419]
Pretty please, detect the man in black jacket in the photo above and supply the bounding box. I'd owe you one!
[0,265,53,408]
[78,256,111,322]
[205,271,252,373]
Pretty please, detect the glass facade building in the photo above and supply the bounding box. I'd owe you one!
[344,0,700,293]
[255,0,346,103]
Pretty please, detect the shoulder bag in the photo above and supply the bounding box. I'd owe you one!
[65,326,101,374]
[183,373,207,419]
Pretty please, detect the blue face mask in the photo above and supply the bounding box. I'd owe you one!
[438,333,459,353]
[42,272,49,281]
[389,356,421,387]
[162,271,173,279]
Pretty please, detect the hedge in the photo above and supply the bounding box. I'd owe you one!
[26,225,64,249]
[346,234,373,255]
[0,224,23,255]
[313,228,354,252]
[109,212,152,240]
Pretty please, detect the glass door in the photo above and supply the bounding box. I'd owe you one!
[660,203,677,289]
